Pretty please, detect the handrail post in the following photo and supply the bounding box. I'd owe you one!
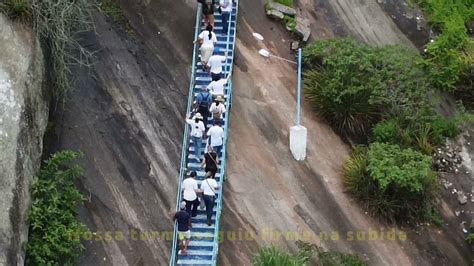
[296,48,302,126]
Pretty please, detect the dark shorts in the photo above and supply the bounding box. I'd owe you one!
[211,72,221,81]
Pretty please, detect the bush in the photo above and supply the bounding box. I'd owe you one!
[283,15,296,31]
[254,242,367,266]
[372,119,399,144]
[412,0,474,92]
[303,39,432,136]
[343,143,439,222]
[367,143,436,193]
[253,246,308,266]
[371,113,459,154]
[26,151,86,265]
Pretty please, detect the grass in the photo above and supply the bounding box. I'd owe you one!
[254,242,367,266]
[0,0,31,20]
[275,0,293,7]
[98,0,132,32]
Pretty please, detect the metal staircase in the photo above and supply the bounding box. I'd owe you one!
[170,2,238,265]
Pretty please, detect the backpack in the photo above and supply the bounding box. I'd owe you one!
[212,105,222,120]
[197,92,212,110]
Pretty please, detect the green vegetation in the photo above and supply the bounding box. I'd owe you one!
[412,0,474,92]
[253,246,308,266]
[303,39,436,137]
[467,224,474,244]
[303,38,473,223]
[0,0,30,19]
[253,241,367,266]
[99,0,131,32]
[275,0,293,7]
[1,0,94,105]
[283,15,296,31]
[26,151,86,265]
[343,143,438,222]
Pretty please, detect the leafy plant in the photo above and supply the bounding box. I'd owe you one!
[372,119,399,144]
[26,151,87,265]
[303,39,433,136]
[412,0,473,92]
[343,143,439,222]
[367,143,435,193]
[283,15,296,31]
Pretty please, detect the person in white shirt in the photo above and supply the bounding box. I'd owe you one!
[200,171,219,225]
[207,119,224,156]
[186,113,205,159]
[219,0,233,35]
[182,171,202,217]
[207,47,228,81]
[209,96,226,121]
[197,25,217,67]
[207,73,231,96]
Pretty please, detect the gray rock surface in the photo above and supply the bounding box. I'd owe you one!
[295,16,311,42]
[0,14,47,266]
[266,9,284,20]
[268,2,296,16]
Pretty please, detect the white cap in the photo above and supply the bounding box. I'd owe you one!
[180,201,186,210]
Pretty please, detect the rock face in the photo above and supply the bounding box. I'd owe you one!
[0,14,47,266]
[268,2,296,16]
[266,9,284,20]
[295,16,311,42]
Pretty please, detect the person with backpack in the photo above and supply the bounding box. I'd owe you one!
[186,113,205,159]
[200,171,219,226]
[195,88,213,129]
[201,145,219,178]
[197,25,217,69]
[209,95,226,121]
[207,47,228,81]
[219,0,233,35]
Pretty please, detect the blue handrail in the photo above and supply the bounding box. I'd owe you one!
[169,4,203,266]
[211,0,238,264]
